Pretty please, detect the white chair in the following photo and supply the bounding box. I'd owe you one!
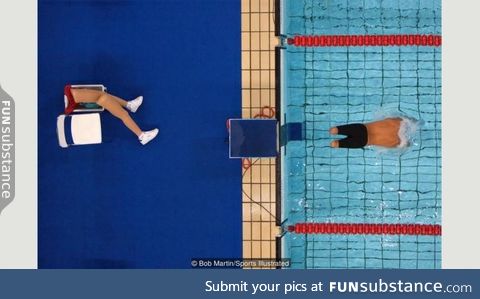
[64,84,106,113]
[57,113,102,148]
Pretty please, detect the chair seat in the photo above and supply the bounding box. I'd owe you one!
[57,113,102,148]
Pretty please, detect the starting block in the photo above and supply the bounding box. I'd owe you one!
[229,119,278,158]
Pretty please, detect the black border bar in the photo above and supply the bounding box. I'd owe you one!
[275,0,281,36]
[275,46,282,228]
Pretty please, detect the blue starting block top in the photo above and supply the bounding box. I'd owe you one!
[229,119,278,158]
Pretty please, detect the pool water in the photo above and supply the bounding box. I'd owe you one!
[281,0,441,268]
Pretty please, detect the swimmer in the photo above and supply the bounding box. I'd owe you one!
[329,117,418,149]
[64,85,158,145]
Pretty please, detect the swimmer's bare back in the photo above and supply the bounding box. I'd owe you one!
[365,117,402,148]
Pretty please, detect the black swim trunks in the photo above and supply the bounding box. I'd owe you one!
[335,123,368,148]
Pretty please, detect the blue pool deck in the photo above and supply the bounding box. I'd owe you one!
[280,0,441,268]
[38,0,242,269]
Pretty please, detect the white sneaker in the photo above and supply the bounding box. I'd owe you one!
[139,128,159,145]
[126,96,143,113]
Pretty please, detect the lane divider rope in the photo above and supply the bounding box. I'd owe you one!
[288,223,441,236]
[287,34,441,47]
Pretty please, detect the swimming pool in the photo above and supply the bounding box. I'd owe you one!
[279,0,441,268]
